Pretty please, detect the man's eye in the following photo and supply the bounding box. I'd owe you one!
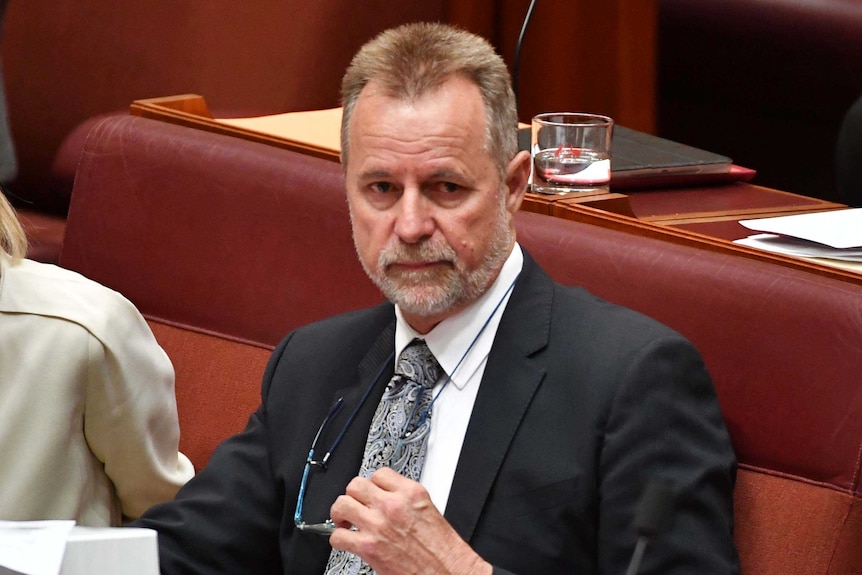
[440,182,460,193]
[371,182,392,194]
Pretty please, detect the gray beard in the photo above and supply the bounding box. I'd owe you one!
[355,203,514,318]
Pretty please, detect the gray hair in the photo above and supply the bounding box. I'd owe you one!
[340,22,518,177]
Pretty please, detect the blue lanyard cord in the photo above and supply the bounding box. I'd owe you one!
[295,397,345,525]
[410,275,519,433]
[308,397,344,466]
[308,350,396,469]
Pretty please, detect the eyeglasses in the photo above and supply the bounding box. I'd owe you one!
[292,342,471,536]
[293,352,394,536]
[292,342,454,536]
[292,346,443,536]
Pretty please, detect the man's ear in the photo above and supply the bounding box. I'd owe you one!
[504,150,532,214]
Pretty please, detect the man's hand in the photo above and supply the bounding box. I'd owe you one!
[328,467,492,575]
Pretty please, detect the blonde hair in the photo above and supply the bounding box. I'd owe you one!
[340,22,518,177]
[0,189,28,263]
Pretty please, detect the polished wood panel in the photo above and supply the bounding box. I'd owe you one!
[627,184,844,226]
[130,95,339,162]
[541,200,861,285]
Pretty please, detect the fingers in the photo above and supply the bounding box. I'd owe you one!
[367,466,417,491]
[327,469,491,575]
[328,475,383,562]
[329,487,371,531]
[328,471,435,574]
[327,476,373,528]
[330,469,414,529]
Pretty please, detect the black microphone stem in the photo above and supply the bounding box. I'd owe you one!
[513,0,538,116]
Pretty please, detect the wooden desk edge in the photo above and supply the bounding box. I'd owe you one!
[130,95,861,286]
[538,200,862,285]
[130,95,341,162]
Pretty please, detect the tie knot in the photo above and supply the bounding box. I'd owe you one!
[396,339,441,389]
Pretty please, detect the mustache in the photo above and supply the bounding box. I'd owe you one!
[378,240,457,268]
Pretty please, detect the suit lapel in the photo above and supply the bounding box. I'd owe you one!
[331,318,396,454]
[303,320,396,524]
[445,254,553,540]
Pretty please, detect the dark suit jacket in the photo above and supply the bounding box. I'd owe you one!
[137,253,739,574]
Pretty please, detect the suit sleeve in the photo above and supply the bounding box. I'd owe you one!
[597,334,739,574]
[133,338,292,575]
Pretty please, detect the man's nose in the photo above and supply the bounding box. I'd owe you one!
[393,189,435,243]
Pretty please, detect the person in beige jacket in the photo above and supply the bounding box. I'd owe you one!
[0,190,194,526]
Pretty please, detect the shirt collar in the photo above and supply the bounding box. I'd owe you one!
[394,243,523,389]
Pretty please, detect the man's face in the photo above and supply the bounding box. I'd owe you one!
[344,75,529,333]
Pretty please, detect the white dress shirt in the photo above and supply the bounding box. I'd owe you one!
[393,244,523,512]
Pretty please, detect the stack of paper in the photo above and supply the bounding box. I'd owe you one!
[735,209,862,272]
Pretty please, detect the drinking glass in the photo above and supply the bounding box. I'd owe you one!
[531,112,613,195]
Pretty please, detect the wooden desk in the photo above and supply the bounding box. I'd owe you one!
[522,182,844,239]
[130,94,340,162]
[130,94,859,285]
[534,197,860,283]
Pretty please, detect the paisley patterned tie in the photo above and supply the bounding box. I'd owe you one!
[323,339,442,574]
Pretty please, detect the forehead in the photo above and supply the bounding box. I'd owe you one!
[346,76,491,170]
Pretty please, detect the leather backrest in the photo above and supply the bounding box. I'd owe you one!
[517,210,862,495]
[60,115,383,348]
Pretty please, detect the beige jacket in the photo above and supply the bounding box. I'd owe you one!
[0,258,194,525]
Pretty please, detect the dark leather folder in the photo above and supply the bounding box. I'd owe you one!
[518,126,755,190]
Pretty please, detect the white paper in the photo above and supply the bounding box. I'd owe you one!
[0,520,75,575]
[735,233,862,261]
[739,208,862,249]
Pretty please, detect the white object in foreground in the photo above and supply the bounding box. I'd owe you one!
[60,527,158,575]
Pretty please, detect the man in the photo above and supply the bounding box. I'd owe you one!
[136,23,739,574]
